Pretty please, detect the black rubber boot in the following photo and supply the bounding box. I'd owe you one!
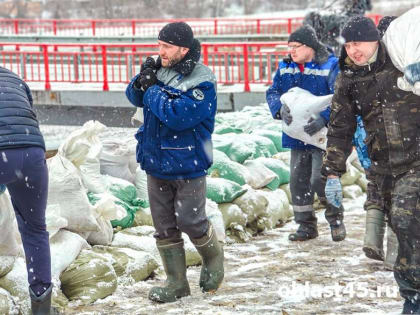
[289,209,318,241]
[148,238,191,303]
[330,221,346,242]
[30,283,59,315]
[363,209,385,261]
[191,224,224,293]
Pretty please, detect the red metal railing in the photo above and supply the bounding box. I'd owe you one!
[0,15,382,37]
[0,17,304,37]
[0,42,289,92]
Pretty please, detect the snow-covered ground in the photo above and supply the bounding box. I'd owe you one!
[61,195,403,315]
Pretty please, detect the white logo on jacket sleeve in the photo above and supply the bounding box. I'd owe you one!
[192,88,205,100]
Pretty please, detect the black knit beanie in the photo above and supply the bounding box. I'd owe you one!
[341,16,380,43]
[158,22,194,49]
[288,25,320,50]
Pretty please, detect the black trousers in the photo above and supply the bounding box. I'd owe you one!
[290,148,343,229]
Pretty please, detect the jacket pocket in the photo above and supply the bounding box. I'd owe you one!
[160,133,199,175]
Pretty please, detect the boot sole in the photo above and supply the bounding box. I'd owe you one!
[363,247,384,261]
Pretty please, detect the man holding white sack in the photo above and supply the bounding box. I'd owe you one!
[266,25,346,242]
[321,15,420,314]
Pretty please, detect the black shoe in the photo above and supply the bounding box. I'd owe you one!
[403,299,420,314]
[289,229,318,241]
[362,246,384,261]
[331,223,346,242]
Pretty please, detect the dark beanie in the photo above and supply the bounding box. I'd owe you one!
[341,16,380,43]
[288,25,320,51]
[158,22,194,49]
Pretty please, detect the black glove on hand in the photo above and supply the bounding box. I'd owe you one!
[280,104,293,125]
[304,116,327,136]
[138,68,157,92]
[140,56,156,73]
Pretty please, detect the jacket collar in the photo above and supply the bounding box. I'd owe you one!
[160,39,201,77]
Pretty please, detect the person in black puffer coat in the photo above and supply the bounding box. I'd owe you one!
[0,67,57,315]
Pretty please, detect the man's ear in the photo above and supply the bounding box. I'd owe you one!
[181,47,190,57]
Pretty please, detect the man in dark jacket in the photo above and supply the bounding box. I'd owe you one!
[266,25,346,242]
[125,22,223,303]
[0,67,56,314]
[322,16,420,314]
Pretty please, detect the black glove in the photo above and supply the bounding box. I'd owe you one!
[280,104,293,125]
[404,62,420,86]
[140,56,157,73]
[303,116,327,136]
[137,68,157,92]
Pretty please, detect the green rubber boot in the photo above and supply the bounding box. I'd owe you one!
[148,238,191,303]
[191,224,224,292]
[363,209,385,261]
[384,227,398,271]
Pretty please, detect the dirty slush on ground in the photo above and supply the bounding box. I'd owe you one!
[60,195,401,315]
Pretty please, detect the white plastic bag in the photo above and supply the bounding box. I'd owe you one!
[382,7,420,95]
[280,87,333,150]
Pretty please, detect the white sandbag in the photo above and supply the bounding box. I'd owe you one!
[0,256,15,278]
[87,194,126,246]
[341,163,362,187]
[206,199,226,242]
[356,173,368,192]
[127,138,139,176]
[0,287,17,315]
[243,160,277,189]
[100,139,134,183]
[0,258,30,314]
[232,187,269,223]
[218,203,247,229]
[45,204,68,239]
[273,151,291,166]
[58,120,106,168]
[0,192,22,257]
[47,155,100,233]
[259,189,293,229]
[79,157,106,194]
[111,231,200,267]
[382,7,420,95]
[50,230,90,280]
[92,245,158,283]
[343,184,364,199]
[111,233,158,257]
[60,250,117,304]
[280,87,332,150]
[134,166,149,201]
[279,184,292,204]
[120,225,155,237]
[133,207,154,227]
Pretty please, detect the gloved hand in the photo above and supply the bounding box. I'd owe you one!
[304,116,327,136]
[137,68,157,92]
[404,62,420,86]
[0,184,6,194]
[140,56,161,73]
[325,177,342,208]
[280,104,293,125]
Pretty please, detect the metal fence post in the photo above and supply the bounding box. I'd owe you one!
[102,45,109,91]
[243,44,250,92]
[42,45,51,90]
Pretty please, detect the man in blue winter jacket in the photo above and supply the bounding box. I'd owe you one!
[266,25,346,242]
[125,21,223,303]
